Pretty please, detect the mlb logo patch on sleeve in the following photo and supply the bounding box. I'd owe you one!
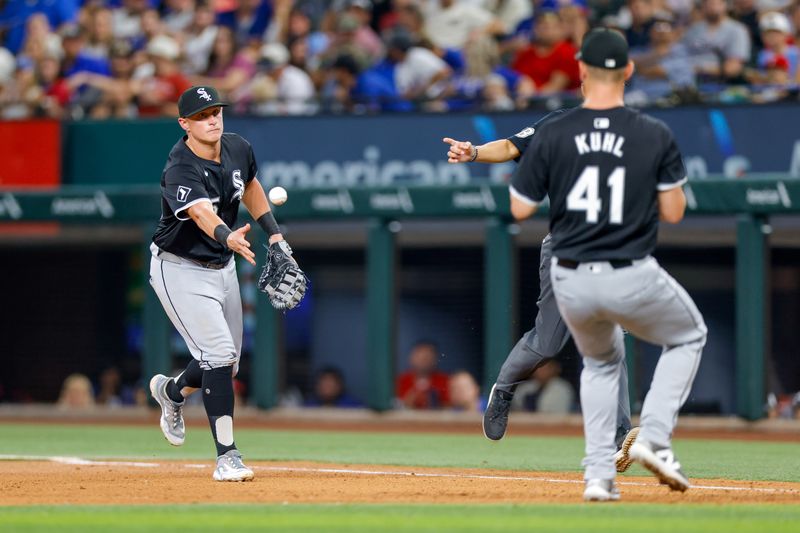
[177,186,191,202]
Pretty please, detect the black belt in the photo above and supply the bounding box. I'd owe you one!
[556,258,633,270]
[188,258,227,270]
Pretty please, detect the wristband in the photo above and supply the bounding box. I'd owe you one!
[257,211,281,237]
[213,224,232,248]
[470,146,479,162]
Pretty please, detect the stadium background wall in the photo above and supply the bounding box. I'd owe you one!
[2,105,800,420]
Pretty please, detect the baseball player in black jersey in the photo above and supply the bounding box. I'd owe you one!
[509,28,707,501]
[148,85,302,481]
[444,115,639,474]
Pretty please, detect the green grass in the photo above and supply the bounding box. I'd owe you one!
[1,504,800,533]
[0,423,798,482]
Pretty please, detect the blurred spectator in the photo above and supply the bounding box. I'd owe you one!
[19,13,62,65]
[630,13,696,100]
[485,0,533,36]
[339,0,384,63]
[181,1,219,74]
[396,340,450,409]
[391,2,427,40]
[480,73,516,110]
[84,5,115,61]
[511,360,575,414]
[57,373,95,410]
[731,0,763,58]
[163,0,197,34]
[60,24,110,78]
[96,367,123,406]
[0,0,79,54]
[448,370,484,412]
[625,0,656,51]
[247,42,316,114]
[386,31,452,105]
[767,391,800,418]
[323,12,382,71]
[68,39,137,118]
[112,0,149,41]
[56,24,111,117]
[511,12,580,95]
[217,0,273,47]
[135,34,191,116]
[193,25,257,101]
[458,33,535,109]
[305,366,363,407]
[683,0,751,83]
[555,0,591,47]
[34,52,70,118]
[754,12,798,81]
[424,0,503,51]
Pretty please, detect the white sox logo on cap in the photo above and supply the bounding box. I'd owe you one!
[197,87,212,101]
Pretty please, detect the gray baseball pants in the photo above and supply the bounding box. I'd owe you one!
[149,243,243,372]
[495,234,632,434]
[550,256,706,480]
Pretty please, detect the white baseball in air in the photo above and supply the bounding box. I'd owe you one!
[268,186,288,206]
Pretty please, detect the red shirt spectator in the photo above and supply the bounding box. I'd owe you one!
[396,341,450,409]
[511,12,580,94]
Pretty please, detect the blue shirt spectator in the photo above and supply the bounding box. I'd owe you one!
[0,0,79,54]
[217,0,273,46]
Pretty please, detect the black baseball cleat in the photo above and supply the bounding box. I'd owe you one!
[483,384,513,441]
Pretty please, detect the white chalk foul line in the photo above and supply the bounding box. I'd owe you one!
[2,455,797,495]
[0,454,159,468]
[254,465,799,494]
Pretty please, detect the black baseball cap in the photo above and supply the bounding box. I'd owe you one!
[178,86,228,118]
[576,27,629,69]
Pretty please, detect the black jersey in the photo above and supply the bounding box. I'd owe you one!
[510,106,686,261]
[153,132,258,264]
[506,109,567,159]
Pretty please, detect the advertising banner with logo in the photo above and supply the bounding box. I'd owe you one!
[59,105,800,187]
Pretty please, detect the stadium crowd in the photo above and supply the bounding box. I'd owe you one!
[0,0,799,118]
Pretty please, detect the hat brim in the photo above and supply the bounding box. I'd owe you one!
[180,101,229,118]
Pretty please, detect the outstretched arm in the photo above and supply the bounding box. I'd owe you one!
[443,137,521,164]
[187,201,256,265]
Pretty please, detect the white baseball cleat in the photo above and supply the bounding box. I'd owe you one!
[149,374,185,446]
[629,438,691,492]
[213,450,255,482]
[583,479,620,502]
[613,426,640,473]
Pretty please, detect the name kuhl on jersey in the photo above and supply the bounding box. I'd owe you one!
[510,107,687,262]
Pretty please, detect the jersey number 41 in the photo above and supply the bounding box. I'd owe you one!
[566,166,626,224]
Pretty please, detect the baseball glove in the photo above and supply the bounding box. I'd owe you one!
[257,240,307,310]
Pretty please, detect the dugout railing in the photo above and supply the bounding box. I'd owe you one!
[3,177,798,419]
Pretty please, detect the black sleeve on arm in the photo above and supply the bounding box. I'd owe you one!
[509,129,549,206]
[164,163,211,221]
[257,211,280,236]
[506,109,567,162]
[656,126,688,191]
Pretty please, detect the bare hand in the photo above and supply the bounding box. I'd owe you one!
[226,223,256,265]
[443,137,475,163]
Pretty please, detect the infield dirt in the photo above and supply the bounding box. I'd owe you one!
[3,460,799,506]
